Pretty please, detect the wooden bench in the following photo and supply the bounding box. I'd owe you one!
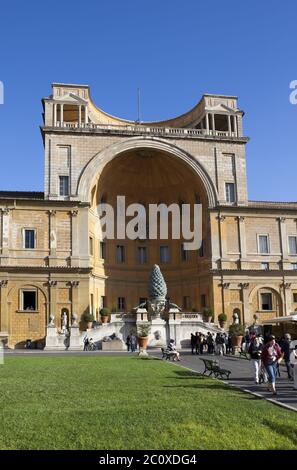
[200,358,231,380]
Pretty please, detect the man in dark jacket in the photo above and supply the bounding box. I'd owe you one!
[280,334,293,380]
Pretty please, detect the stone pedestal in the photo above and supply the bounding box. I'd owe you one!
[68,326,82,350]
[101,338,125,351]
[44,326,69,350]
[148,318,167,348]
[138,347,149,357]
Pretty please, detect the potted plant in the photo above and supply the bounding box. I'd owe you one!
[218,313,227,329]
[228,323,245,349]
[137,324,151,349]
[100,307,110,324]
[82,312,95,329]
[202,307,213,323]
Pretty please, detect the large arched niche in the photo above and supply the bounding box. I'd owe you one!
[77,137,218,208]
[86,139,216,314]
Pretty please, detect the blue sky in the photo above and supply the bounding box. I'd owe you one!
[0,0,296,201]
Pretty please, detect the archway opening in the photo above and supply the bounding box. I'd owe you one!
[89,148,212,314]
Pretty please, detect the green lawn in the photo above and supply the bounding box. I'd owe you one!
[0,356,296,450]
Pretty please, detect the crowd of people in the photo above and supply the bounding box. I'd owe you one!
[190,331,232,356]
[189,329,297,396]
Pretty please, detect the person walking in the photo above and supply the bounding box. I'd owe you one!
[191,333,197,355]
[280,333,293,380]
[248,336,263,384]
[126,335,131,352]
[130,334,137,352]
[261,335,283,395]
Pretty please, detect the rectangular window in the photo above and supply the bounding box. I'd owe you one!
[261,293,272,311]
[160,246,169,263]
[293,293,297,303]
[288,236,297,255]
[100,241,106,259]
[24,229,35,249]
[100,296,106,308]
[116,245,125,263]
[89,237,94,256]
[181,243,188,261]
[138,247,147,264]
[183,296,191,310]
[258,235,269,254]
[261,262,269,271]
[22,290,37,311]
[118,297,125,311]
[225,182,236,203]
[201,294,206,308]
[59,176,69,196]
[292,263,297,271]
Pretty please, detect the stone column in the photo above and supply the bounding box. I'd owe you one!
[70,281,80,319]
[218,215,227,268]
[78,105,82,126]
[220,282,230,315]
[48,210,57,267]
[205,113,209,134]
[237,216,247,268]
[70,210,79,266]
[211,114,215,134]
[281,282,291,316]
[60,104,64,124]
[239,283,250,325]
[48,280,57,325]
[210,212,220,269]
[78,207,90,268]
[278,218,288,268]
[53,104,57,126]
[227,115,231,135]
[0,208,10,264]
[233,115,238,137]
[0,280,8,333]
[85,105,88,124]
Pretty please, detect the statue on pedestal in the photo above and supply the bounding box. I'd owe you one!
[61,311,68,333]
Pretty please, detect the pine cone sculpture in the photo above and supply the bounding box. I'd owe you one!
[148,264,167,300]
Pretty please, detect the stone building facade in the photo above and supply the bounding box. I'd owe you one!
[1,82,297,347]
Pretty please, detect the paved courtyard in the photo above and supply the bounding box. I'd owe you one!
[163,351,297,412]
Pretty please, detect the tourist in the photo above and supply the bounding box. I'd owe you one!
[215,333,225,356]
[261,335,283,395]
[248,336,263,384]
[279,334,293,380]
[199,333,204,355]
[206,332,214,354]
[126,335,131,352]
[191,333,197,355]
[167,339,180,361]
[130,334,137,353]
[195,332,200,354]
